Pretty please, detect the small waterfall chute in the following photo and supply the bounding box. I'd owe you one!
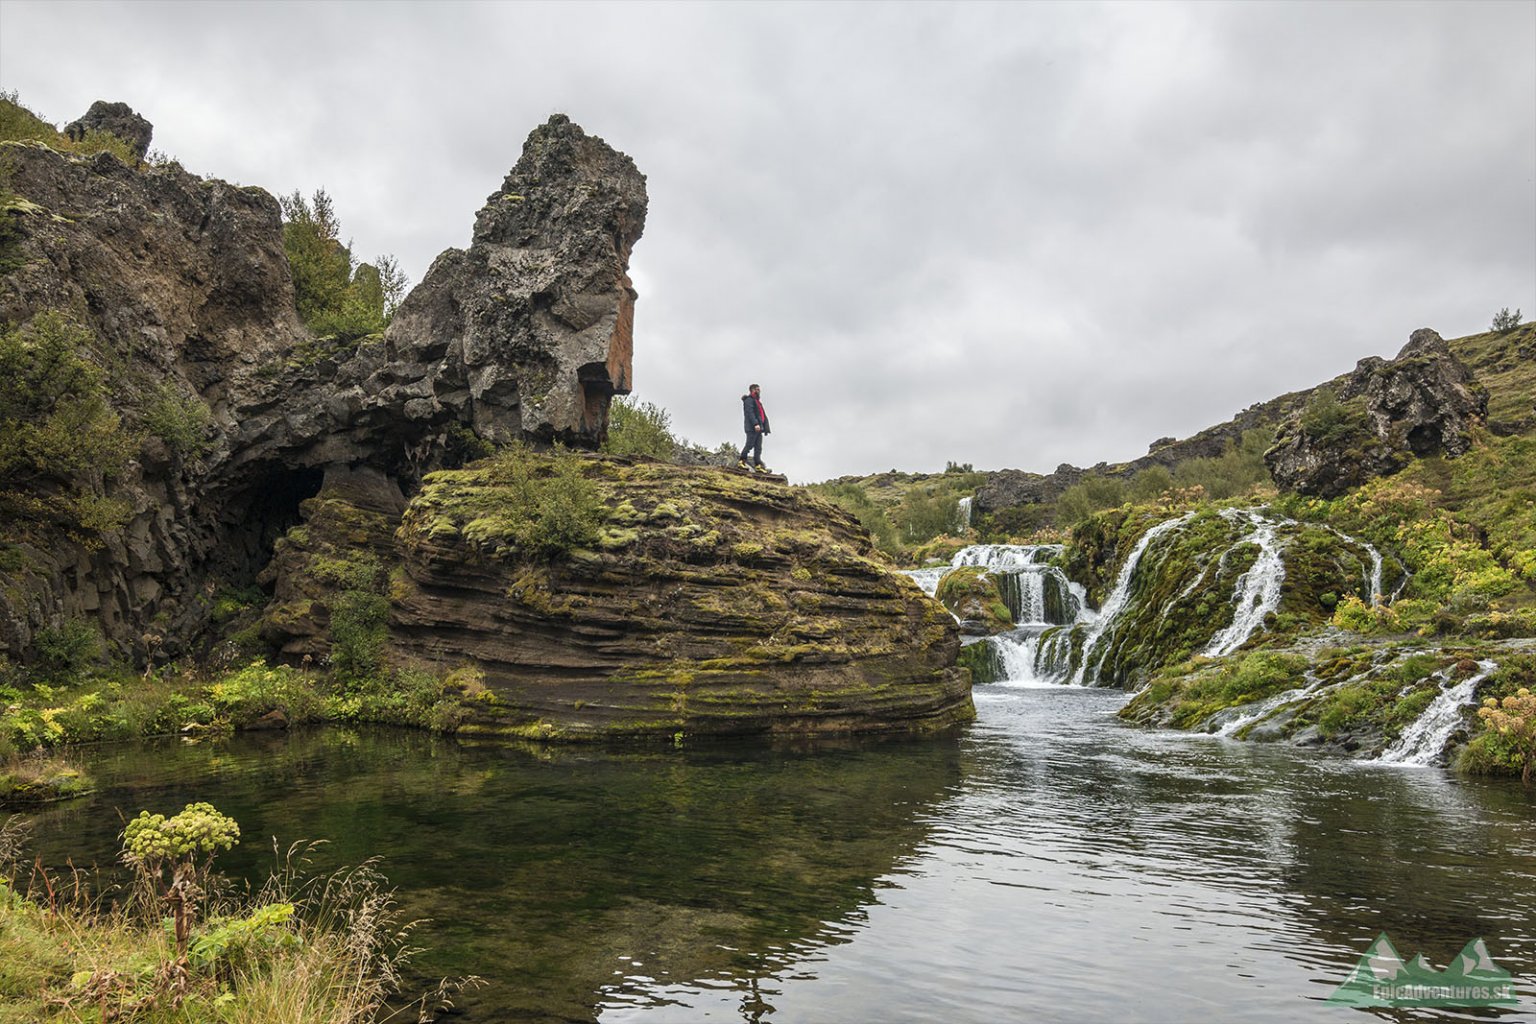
[1201,509,1286,658]
[1377,660,1496,766]
[1070,512,1194,685]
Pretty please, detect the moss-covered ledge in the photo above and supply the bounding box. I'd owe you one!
[387,449,973,740]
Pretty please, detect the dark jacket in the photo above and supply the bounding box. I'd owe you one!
[742,393,770,434]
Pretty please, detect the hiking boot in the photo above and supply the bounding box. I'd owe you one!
[737,459,751,470]
[754,464,772,473]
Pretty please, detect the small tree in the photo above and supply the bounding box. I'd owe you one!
[604,396,678,459]
[1491,308,1523,332]
[280,189,407,339]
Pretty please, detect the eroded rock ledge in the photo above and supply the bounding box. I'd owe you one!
[266,454,973,740]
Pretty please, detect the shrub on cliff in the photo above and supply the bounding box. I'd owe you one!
[605,396,678,459]
[0,311,134,542]
[142,380,213,456]
[280,189,407,340]
[1491,307,1522,332]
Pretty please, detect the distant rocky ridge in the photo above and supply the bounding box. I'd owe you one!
[971,326,1495,522]
[1265,328,1488,497]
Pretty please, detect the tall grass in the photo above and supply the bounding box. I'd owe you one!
[0,825,479,1022]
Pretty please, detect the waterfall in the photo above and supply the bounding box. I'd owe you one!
[918,510,1395,692]
[1201,510,1286,658]
[1070,513,1193,685]
[901,566,951,598]
[1376,661,1496,766]
[1324,525,1386,605]
[956,495,973,531]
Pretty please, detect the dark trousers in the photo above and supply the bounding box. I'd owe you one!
[740,430,763,464]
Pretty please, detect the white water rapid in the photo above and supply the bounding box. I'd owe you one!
[1376,660,1497,766]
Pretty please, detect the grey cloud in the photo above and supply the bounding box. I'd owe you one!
[1,0,1530,482]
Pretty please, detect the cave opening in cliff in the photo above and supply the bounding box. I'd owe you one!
[216,466,326,590]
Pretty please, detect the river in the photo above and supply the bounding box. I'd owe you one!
[9,681,1535,1022]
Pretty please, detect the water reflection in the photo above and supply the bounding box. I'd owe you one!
[9,728,967,1022]
[8,686,1535,1022]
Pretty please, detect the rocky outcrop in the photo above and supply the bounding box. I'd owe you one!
[358,113,645,451]
[1265,329,1488,497]
[0,113,647,663]
[0,139,311,658]
[381,453,972,739]
[2,106,967,743]
[64,101,154,161]
[231,113,647,475]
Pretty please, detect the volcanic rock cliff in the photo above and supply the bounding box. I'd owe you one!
[0,111,645,657]
[1,103,970,739]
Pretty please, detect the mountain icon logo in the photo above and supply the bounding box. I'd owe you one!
[1329,933,1519,1008]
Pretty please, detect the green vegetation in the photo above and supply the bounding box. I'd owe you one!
[809,466,986,560]
[0,659,486,757]
[279,189,407,341]
[1132,651,1309,730]
[933,567,1013,633]
[1491,307,1523,332]
[604,395,679,459]
[0,751,93,807]
[0,311,135,544]
[412,443,602,557]
[142,379,214,457]
[1458,655,1536,783]
[0,807,467,1021]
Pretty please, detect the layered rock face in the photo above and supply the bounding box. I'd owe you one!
[384,455,972,739]
[1266,329,1488,497]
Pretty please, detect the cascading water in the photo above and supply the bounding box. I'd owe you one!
[1069,513,1194,686]
[1201,509,1285,658]
[956,496,973,531]
[1377,660,1497,765]
[917,508,1401,695]
[1323,525,1388,604]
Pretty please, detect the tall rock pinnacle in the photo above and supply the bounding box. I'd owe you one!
[381,114,648,448]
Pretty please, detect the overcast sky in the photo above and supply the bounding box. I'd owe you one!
[2,1,1532,482]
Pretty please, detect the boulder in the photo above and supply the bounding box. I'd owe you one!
[64,100,154,161]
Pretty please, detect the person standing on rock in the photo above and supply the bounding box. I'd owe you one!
[739,383,771,472]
